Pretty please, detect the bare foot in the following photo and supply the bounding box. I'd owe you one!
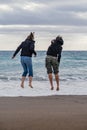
[51,87,54,90]
[21,84,24,88]
[56,87,59,91]
[29,85,33,88]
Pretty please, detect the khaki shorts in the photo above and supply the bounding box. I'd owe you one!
[45,56,59,74]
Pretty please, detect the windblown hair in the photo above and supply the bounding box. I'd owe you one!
[26,32,34,40]
[56,35,64,45]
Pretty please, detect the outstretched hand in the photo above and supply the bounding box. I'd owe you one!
[34,53,37,57]
[12,56,15,59]
[34,54,36,57]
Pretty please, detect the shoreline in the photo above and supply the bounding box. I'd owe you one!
[0,95,87,130]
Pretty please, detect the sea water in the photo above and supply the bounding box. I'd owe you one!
[0,51,87,96]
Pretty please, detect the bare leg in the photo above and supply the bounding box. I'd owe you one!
[55,74,59,91]
[48,73,54,90]
[29,76,33,88]
[21,76,26,88]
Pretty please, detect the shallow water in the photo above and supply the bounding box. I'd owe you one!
[0,51,87,96]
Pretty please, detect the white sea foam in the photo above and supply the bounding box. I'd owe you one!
[0,51,87,96]
[0,80,87,97]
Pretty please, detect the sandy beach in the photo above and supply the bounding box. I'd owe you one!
[0,95,87,130]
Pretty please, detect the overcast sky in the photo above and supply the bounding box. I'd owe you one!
[0,0,87,50]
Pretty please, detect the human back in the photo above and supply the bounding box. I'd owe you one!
[46,36,63,58]
[12,32,37,88]
[20,39,35,57]
[45,35,64,91]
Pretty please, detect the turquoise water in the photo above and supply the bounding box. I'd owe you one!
[0,51,87,81]
[0,51,87,96]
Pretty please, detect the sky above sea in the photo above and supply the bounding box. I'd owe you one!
[0,0,87,50]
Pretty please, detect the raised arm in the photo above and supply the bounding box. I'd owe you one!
[12,43,23,59]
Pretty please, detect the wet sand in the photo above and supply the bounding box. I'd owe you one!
[0,96,87,130]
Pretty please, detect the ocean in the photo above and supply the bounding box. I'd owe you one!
[0,51,87,96]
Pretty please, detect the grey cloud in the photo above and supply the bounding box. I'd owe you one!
[0,25,87,35]
[0,0,87,51]
[0,0,87,27]
[0,0,30,4]
[57,4,87,12]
